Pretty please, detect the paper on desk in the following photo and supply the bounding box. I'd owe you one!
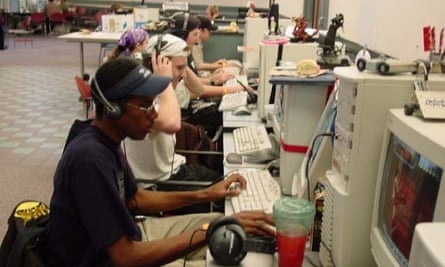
[269,68,329,78]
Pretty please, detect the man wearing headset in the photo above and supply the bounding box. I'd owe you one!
[191,16,242,76]
[168,13,246,87]
[125,34,238,184]
[44,57,274,266]
[125,33,226,215]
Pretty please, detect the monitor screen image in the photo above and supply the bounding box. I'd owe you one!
[378,134,441,265]
[371,109,445,267]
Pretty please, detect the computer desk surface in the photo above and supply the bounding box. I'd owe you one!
[206,246,320,267]
[223,108,263,129]
[222,108,266,173]
[216,109,321,267]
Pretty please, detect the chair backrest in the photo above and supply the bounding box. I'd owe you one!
[77,6,87,17]
[30,12,45,24]
[93,9,108,24]
[22,16,32,30]
[74,76,92,101]
[50,12,65,23]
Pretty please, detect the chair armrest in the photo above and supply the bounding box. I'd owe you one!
[175,149,223,156]
[134,178,214,188]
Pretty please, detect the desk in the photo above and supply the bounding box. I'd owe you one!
[211,109,321,267]
[58,32,121,75]
[206,250,320,267]
[223,109,263,130]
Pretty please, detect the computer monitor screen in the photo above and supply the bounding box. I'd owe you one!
[370,109,445,267]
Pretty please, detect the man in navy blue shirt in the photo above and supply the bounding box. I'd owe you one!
[44,57,274,266]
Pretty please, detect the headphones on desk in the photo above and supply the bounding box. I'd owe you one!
[91,77,123,120]
[206,216,247,266]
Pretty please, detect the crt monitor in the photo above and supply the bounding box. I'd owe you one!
[370,109,445,267]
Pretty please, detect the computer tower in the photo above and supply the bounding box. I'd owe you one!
[319,67,445,267]
[269,74,335,196]
[242,18,268,69]
[258,42,318,119]
[242,18,291,70]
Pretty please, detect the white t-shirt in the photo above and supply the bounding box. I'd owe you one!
[174,80,191,109]
[124,132,185,181]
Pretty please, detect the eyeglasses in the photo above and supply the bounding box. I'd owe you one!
[126,97,160,115]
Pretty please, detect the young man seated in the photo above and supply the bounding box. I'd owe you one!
[191,16,242,78]
[43,57,275,266]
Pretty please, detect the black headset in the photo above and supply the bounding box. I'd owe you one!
[169,13,190,40]
[143,35,165,71]
[91,77,122,120]
[206,216,247,266]
[182,12,189,31]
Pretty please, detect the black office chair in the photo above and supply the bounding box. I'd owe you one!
[175,121,224,173]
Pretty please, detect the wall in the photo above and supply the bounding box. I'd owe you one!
[329,0,445,61]
[67,0,302,19]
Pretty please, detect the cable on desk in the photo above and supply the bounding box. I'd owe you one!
[183,229,207,267]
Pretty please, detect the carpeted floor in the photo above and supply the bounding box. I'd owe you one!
[0,33,103,238]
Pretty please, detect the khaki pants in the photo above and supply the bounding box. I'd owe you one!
[138,212,223,267]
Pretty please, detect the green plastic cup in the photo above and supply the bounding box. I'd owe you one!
[273,197,316,267]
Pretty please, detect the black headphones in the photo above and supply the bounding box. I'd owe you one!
[143,35,165,71]
[206,216,247,266]
[182,12,189,31]
[169,13,190,40]
[91,77,122,120]
[155,34,164,57]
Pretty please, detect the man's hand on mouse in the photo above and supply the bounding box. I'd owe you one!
[204,173,247,200]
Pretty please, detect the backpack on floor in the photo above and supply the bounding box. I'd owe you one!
[0,200,49,267]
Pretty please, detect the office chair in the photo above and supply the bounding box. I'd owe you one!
[49,13,66,34]
[8,17,34,48]
[74,76,94,119]
[175,121,224,173]
[30,12,46,36]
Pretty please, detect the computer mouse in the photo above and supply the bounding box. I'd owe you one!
[232,106,252,116]
[226,152,243,164]
[244,149,279,164]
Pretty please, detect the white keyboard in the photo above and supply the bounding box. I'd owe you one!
[229,169,281,214]
[225,75,248,87]
[218,91,248,111]
[233,125,272,155]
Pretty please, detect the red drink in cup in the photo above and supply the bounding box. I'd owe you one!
[277,228,308,267]
[273,198,315,267]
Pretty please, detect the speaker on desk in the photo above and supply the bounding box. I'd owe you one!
[206,216,247,266]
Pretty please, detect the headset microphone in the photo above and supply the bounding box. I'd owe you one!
[92,77,122,120]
